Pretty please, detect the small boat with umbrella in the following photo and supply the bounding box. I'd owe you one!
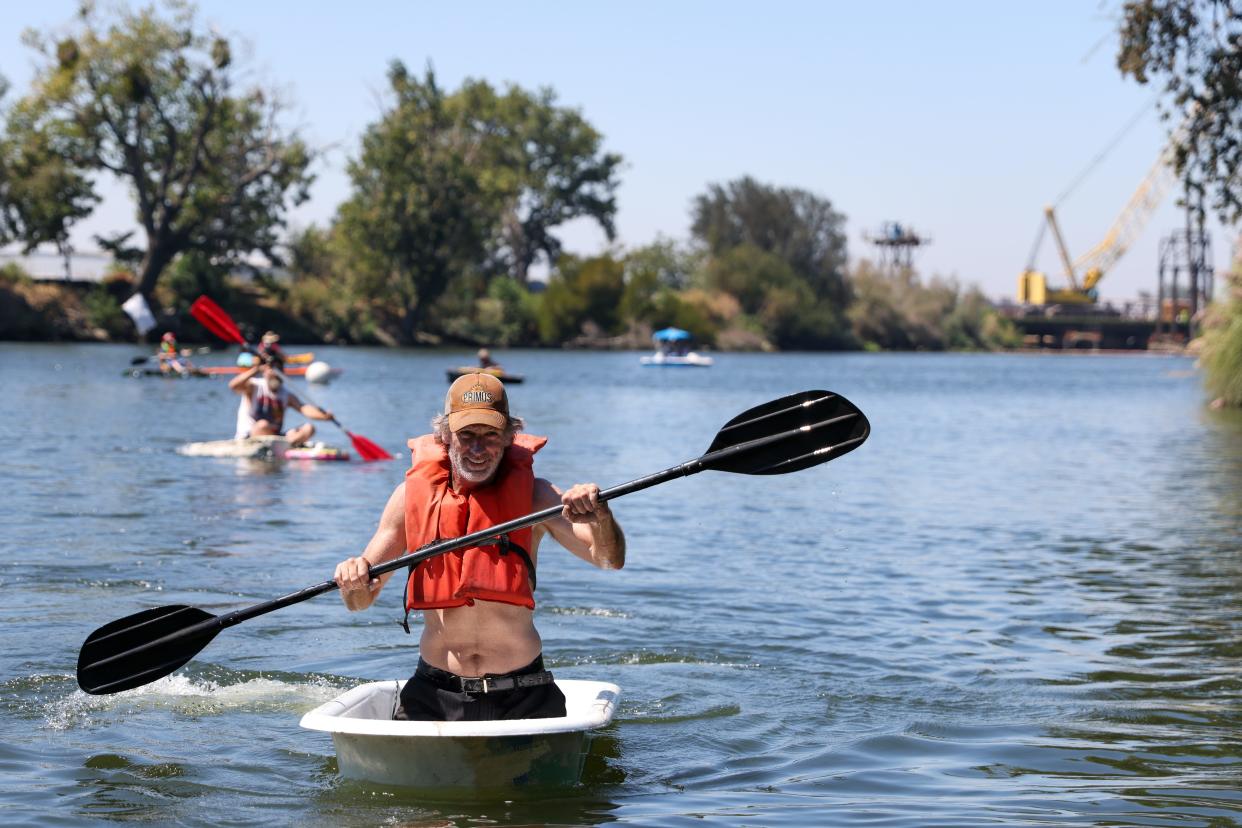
[640,327,714,367]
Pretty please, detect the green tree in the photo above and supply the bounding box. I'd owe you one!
[1118,1,1242,404]
[12,1,313,298]
[444,80,622,285]
[619,237,700,326]
[282,225,380,344]
[536,254,626,344]
[336,62,494,344]
[847,260,1017,351]
[0,74,11,245]
[689,177,853,348]
[473,277,539,347]
[700,244,800,316]
[0,80,98,271]
[691,176,850,305]
[336,66,622,341]
[1118,0,1242,223]
[698,242,852,348]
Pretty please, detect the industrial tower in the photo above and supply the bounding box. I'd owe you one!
[864,222,931,271]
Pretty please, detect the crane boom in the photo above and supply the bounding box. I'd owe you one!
[1043,205,1080,290]
[1018,111,1189,305]
[1071,142,1176,287]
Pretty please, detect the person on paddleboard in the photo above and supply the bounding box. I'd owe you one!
[332,372,625,722]
[229,356,333,446]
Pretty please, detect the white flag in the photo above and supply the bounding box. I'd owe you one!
[121,293,157,335]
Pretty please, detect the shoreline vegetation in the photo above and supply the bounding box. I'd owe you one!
[0,250,1022,353]
[0,1,1237,394]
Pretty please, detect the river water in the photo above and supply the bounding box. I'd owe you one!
[2,343,1240,826]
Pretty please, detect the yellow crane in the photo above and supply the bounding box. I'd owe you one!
[1018,115,1185,307]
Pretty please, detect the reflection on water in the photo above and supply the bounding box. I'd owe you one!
[1,344,1241,826]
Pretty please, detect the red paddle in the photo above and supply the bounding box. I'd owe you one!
[189,296,393,462]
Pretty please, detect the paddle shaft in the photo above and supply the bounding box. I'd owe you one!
[172,409,857,635]
[91,439,708,664]
[78,388,869,693]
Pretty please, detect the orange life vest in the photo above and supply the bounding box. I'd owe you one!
[403,433,547,613]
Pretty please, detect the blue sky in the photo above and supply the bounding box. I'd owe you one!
[1,1,1234,302]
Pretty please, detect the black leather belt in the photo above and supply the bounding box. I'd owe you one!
[457,672,554,694]
[416,659,555,695]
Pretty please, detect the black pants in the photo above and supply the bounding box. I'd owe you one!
[395,655,568,722]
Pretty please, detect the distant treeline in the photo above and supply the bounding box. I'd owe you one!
[0,2,1019,351]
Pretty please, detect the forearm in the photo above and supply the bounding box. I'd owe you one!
[228,366,258,392]
[302,404,332,421]
[586,511,625,569]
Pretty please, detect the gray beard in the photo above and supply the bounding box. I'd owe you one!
[448,443,501,485]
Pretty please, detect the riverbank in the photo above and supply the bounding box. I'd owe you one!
[0,275,995,353]
[0,275,364,346]
[14,272,1199,358]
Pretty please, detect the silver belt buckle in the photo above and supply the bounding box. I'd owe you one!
[480,677,490,694]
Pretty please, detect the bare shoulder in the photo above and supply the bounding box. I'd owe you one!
[384,480,406,512]
[532,477,561,510]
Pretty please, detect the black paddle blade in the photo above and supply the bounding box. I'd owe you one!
[703,390,869,475]
[77,605,220,695]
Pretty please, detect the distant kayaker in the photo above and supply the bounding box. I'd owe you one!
[332,372,625,722]
[477,347,500,371]
[258,331,286,364]
[229,358,333,446]
[157,332,192,376]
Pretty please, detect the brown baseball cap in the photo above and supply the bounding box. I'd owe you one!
[445,373,509,431]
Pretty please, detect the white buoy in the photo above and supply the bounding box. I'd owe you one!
[305,360,333,384]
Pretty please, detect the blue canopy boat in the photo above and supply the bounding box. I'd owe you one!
[640,327,714,367]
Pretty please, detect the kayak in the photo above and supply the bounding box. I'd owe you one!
[286,443,350,461]
[238,351,316,365]
[124,368,213,378]
[177,437,349,461]
[200,364,342,378]
[446,367,525,384]
[299,679,619,789]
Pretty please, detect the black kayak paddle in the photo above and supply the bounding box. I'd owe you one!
[76,389,870,695]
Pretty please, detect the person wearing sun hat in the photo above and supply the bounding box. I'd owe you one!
[332,372,626,722]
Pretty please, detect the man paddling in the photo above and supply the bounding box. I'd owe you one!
[332,373,625,721]
[229,358,333,446]
[477,347,500,370]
